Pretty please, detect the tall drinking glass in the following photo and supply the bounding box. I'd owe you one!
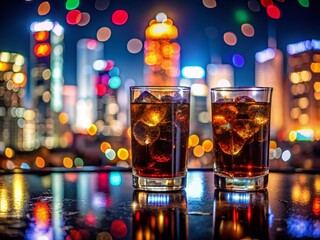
[210,87,273,191]
[130,86,191,191]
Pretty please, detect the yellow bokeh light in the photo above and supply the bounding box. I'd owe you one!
[269,140,277,149]
[12,72,26,87]
[189,134,200,147]
[100,142,111,152]
[35,157,45,168]
[193,145,204,158]
[4,147,14,158]
[288,131,297,142]
[117,148,129,160]
[59,112,69,124]
[87,124,97,136]
[63,157,73,168]
[202,139,213,152]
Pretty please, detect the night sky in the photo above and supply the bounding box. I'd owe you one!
[1,0,320,86]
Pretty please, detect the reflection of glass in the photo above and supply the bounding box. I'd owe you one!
[132,190,188,239]
[213,190,269,240]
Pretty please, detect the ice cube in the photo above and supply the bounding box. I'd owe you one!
[212,115,231,134]
[132,121,160,145]
[232,119,258,140]
[161,95,174,103]
[149,140,172,162]
[134,91,161,103]
[141,105,167,126]
[248,105,270,126]
[215,104,238,122]
[173,92,186,103]
[175,104,189,129]
[217,132,245,155]
[235,96,256,103]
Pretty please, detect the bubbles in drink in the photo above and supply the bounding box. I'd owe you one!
[232,119,258,140]
[249,105,270,126]
[134,91,161,103]
[217,132,245,155]
[132,121,160,145]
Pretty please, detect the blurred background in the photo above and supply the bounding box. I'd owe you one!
[1,0,320,171]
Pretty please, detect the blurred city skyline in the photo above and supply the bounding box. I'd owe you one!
[1,0,320,86]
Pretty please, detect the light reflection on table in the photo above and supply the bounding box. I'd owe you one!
[0,170,319,239]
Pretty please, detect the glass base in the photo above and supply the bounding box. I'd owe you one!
[133,174,186,191]
[214,173,268,191]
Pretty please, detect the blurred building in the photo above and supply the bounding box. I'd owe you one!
[75,39,103,133]
[93,59,124,136]
[206,63,234,88]
[30,20,64,149]
[62,85,77,129]
[285,39,320,141]
[0,52,27,151]
[255,47,284,137]
[144,13,180,86]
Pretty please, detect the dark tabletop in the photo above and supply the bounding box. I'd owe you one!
[0,169,319,240]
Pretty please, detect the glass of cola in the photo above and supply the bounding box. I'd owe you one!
[130,86,190,191]
[211,87,273,191]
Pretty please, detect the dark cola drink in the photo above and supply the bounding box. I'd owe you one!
[130,87,190,191]
[211,87,273,190]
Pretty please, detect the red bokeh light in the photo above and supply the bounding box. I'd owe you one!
[34,43,51,57]
[267,5,281,19]
[34,31,49,42]
[96,83,107,96]
[112,10,128,25]
[66,10,82,25]
[34,201,50,228]
[260,0,273,7]
[111,220,128,238]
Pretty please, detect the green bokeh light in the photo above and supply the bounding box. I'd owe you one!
[66,0,80,10]
[235,9,249,24]
[298,0,309,7]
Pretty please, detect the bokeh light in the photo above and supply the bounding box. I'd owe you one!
[234,9,249,24]
[38,1,50,16]
[87,124,97,136]
[267,5,281,19]
[63,157,73,168]
[298,0,310,7]
[241,23,254,37]
[232,54,245,67]
[117,148,129,160]
[203,0,217,8]
[65,0,79,10]
[97,27,112,42]
[35,157,46,168]
[66,10,82,25]
[100,142,111,152]
[260,0,273,8]
[248,0,260,12]
[78,12,90,26]
[111,220,128,238]
[223,32,237,46]
[127,38,143,54]
[112,10,128,25]
[105,149,116,160]
[95,0,110,10]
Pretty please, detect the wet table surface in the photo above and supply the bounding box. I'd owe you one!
[0,169,319,240]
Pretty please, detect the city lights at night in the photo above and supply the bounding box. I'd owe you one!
[0,0,320,172]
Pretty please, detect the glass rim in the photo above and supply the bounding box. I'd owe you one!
[210,86,273,92]
[130,86,191,91]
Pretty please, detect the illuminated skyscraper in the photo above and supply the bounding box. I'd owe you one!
[0,52,27,151]
[75,39,103,133]
[255,47,284,136]
[285,40,320,141]
[30,20,64,149]
[144,13,180,86]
